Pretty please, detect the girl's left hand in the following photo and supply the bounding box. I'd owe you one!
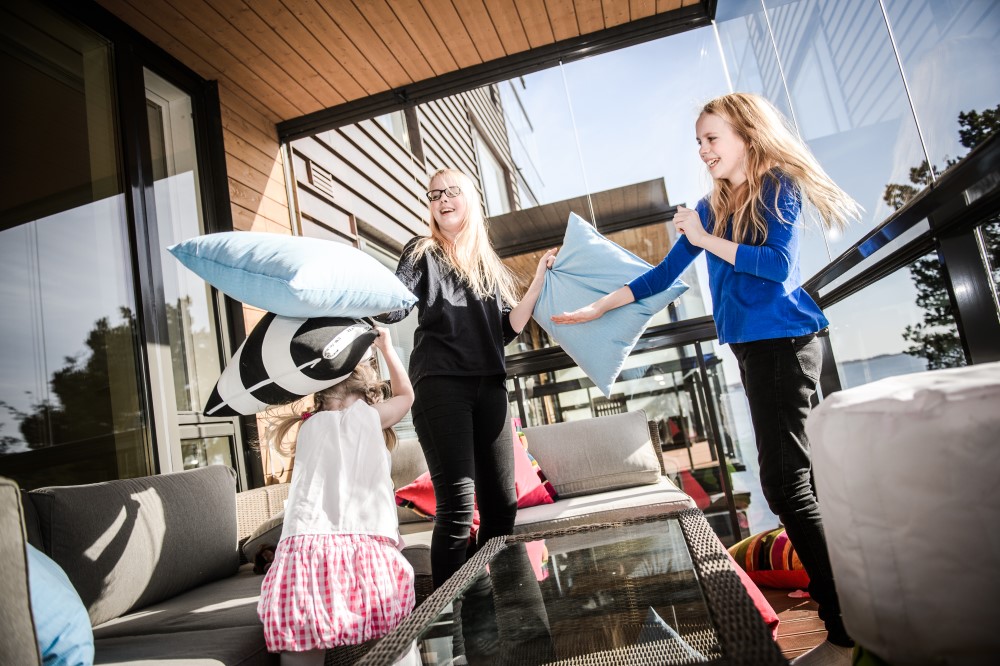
[674,206,708,246]
[533,248,558,281]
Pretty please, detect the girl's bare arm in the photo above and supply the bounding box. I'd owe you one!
[370,327,414,429]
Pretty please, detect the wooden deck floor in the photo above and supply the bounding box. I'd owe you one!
[762,587,827,660]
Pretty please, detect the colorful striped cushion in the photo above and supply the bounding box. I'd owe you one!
[728,526,810,590]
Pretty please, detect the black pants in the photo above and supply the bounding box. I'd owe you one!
[730,332,852,647]
[412,374,517,589]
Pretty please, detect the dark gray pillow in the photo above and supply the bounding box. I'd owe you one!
[241,510,284,562]
[204,314,377,416]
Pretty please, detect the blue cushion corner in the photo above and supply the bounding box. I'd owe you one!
[26,544,94,666]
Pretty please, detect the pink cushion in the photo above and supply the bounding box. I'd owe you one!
[395,427,557,520]
[512,431,555,509]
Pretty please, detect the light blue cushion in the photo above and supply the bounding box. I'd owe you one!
[532,213,687,396]
[26,544,94,666]
[168,232,417,318]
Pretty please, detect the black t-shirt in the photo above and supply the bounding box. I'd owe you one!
[375,238,518,386]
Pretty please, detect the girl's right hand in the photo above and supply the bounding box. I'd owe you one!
[372,326,392,353]
[551,303,602,325]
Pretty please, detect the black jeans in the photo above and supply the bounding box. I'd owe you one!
[412,374,517,589]
[730,332,852,647]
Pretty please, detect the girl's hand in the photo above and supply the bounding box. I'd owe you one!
[551,303,601,325]
[533,248,557,281]
[674,206,709,247]
[372,326,392,353]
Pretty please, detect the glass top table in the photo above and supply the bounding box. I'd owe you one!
[360,509,785,665]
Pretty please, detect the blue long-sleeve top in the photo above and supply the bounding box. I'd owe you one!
[628,171,828,345]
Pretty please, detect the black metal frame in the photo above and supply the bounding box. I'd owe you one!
[277,2,718,142]
[804,131,1000,364]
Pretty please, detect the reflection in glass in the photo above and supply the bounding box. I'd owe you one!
[884,0,1000,174]
[981,220,1000,302]
[400,520,721,664]
[0,2,148,489]
[182,436,232,469]
[145,68,222,414]
[825,261,953,388]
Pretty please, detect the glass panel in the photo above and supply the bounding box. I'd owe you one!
[825,256,964,388]
[398,520,722,664]
[374,110,410,150]
[0,2,148,489]
[884,0,1000,176]
[145,68,222,415]
[181,436,232,469]
[982,219,1000,301]
[758,0,927,267]
[473,125,513,216]
[512,341,753,544]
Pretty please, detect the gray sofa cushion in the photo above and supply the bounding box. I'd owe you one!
[92,565,264,639]
[523,410,661,498]
[28,465,239,627]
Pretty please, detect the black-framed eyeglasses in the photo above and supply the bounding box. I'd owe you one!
[426,186,462,201]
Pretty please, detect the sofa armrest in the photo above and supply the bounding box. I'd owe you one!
[236,482,289,541]
[647,420,667,476]
[0,476,42,666]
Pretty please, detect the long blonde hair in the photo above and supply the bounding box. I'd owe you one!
[701,93,861,244]
[410,168,521,305]
[266,360,397,457]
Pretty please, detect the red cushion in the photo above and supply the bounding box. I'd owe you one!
[395,472,482,526]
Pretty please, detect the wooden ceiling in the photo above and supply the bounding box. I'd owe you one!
[96,0,713,128]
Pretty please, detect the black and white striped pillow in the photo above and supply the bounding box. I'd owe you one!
[203,313,378,417]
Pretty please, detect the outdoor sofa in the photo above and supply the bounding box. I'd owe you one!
[1,409,696,665]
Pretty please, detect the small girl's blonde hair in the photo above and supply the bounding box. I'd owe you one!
[701,92,861,244]
[410,168,521,306]
[265,360,397,457]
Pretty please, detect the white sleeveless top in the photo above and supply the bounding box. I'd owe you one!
[280,401,399,543]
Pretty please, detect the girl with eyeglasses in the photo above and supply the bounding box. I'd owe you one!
[553,93,861,666]
[377,168,556,589]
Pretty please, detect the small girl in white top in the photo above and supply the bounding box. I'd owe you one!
[258,327,415,666]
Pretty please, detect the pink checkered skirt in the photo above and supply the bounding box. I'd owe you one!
[257,533,415,652]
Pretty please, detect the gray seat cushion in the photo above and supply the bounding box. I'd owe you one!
[94,624,274,665]
[28,466,240,626]
[513,477,696,533]
[92,566,264,639]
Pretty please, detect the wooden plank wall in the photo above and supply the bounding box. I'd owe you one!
[291,84,517,253]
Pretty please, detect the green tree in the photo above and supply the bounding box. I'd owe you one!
[883,104,1000,370]
[0,308,137,454]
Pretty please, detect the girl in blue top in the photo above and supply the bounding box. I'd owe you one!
[553,92,860,666]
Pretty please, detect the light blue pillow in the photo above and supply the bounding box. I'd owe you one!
[168,232,417,318]
[26,544,94,666]
[532,213,687,396]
